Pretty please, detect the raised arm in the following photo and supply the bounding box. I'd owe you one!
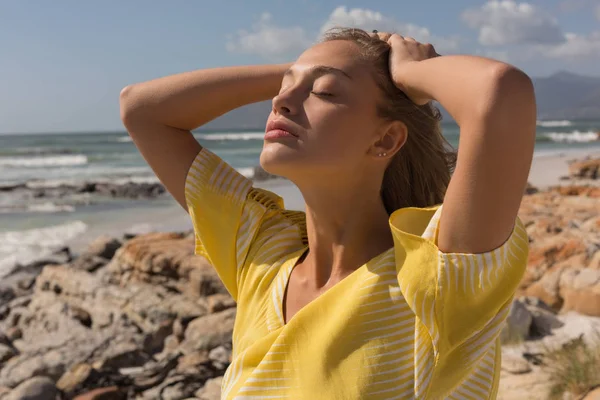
[119,63,290,210]
[388,35,536,254]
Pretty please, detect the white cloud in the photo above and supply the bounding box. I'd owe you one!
[542,31,600,59]
[227,7,461,59]
[462,1,564,46]
[320,6,460,53]
[226,13,313,59]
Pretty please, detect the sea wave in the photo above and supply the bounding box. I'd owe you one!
[0,147,74,156]
[196,132,265,141]
[27,203,76,213]
[543,130,599,143]
[0,155,88,168]
[0,220,87,278]
[117,136,133,143]
[537,120,572,127]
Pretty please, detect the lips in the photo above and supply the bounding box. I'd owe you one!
[265,119,298,138]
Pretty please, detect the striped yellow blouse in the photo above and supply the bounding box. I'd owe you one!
[185,148,528,400]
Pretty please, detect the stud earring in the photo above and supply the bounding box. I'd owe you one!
[378,152,387,157]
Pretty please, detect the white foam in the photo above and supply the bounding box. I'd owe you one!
[0,220,87,278]
[537,120,572,127]
[236,167,255,178]
[544,130,599,143]
[117,136,133,143]
[196,132,264,141]
[27,203,76,213]
[0,155,88,168]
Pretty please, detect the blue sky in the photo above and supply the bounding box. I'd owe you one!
[1,0,599,134]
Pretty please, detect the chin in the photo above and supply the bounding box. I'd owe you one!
[259,143,301,179]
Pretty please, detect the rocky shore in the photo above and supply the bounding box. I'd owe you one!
[0,158,598,400]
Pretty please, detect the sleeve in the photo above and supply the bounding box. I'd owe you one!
[389,204,529,398]
[184,148,305,301]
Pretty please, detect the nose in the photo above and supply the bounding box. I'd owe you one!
[272,91,297,116]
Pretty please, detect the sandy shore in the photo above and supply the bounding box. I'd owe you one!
[528,149,600,189]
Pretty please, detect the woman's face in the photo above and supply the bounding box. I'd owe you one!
[260,40,388,184]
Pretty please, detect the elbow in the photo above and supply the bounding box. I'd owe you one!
[119,84,145,129]
[475,64,536,121]
[490,64,535,103]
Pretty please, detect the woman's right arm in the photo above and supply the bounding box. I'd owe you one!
[119,63,291,211]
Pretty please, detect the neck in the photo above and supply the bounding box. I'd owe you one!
[296,176,393,288]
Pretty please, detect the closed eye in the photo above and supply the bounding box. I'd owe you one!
[311,91,334,97]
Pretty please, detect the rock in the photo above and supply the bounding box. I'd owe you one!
[0,344,16,364]
[180,309,236,354]
[584,387,600,400]
[4,376,57,400]
[84,235,122,260]
[501,300,532,344]
[207,294,236,313]
[559,268,600,317]
[0,386,11,397]
[0,331,10,346]
[143,319,173,354]
[140,375,207,400]
[0,286,16,304]
[56,363,92,393]
[73,386,126,400]
[525,182,538,195]
[501,353,532,374]
[551,185,600,197]
[70,254,110,273]
[195,377,222,400]
[5,328,21,342]
[208,346,230,370]
[176,351,210,374]
[163,335,180,354]
[569,158,600,180]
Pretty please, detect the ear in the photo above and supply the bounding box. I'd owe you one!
[370,121,408,159]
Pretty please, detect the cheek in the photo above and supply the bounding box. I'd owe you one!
[307,105,373,158]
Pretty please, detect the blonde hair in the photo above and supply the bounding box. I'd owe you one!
[322,28,457,214]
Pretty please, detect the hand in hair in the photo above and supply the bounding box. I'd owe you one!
[370,32,439,105]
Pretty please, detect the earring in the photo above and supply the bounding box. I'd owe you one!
[378,152,387,157]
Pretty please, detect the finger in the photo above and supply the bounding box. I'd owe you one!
[377,32,392,42]
[387,33,404,44]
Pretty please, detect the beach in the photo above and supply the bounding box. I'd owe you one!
[0,127,599,398]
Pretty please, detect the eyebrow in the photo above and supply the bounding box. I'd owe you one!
[284,65,353,80]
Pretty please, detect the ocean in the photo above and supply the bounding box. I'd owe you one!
[1,120,599,275]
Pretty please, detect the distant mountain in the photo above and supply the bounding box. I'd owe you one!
[533,71,600,120]
[201,71,600,131]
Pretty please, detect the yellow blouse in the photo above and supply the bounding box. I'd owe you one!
[185,148,528,400]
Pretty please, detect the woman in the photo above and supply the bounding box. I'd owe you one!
[120,28,534,399]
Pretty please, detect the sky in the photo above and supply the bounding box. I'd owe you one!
[1,0,599,134]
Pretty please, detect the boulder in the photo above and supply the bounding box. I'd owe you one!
[72,386,126,400]
[501,300,532,344]
[84,235,122,260]
[568,158,600,180]
[4,376,57,400]
[180,309,236,354]
[195,376,223,400]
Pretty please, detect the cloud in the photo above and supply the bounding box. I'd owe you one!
[462,1,564,46]
[226,13,313,59]
[320,6,460,53]
[227,7,461,59]
[542,31,600,59]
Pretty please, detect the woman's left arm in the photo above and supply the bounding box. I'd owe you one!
[389,36,536,254]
